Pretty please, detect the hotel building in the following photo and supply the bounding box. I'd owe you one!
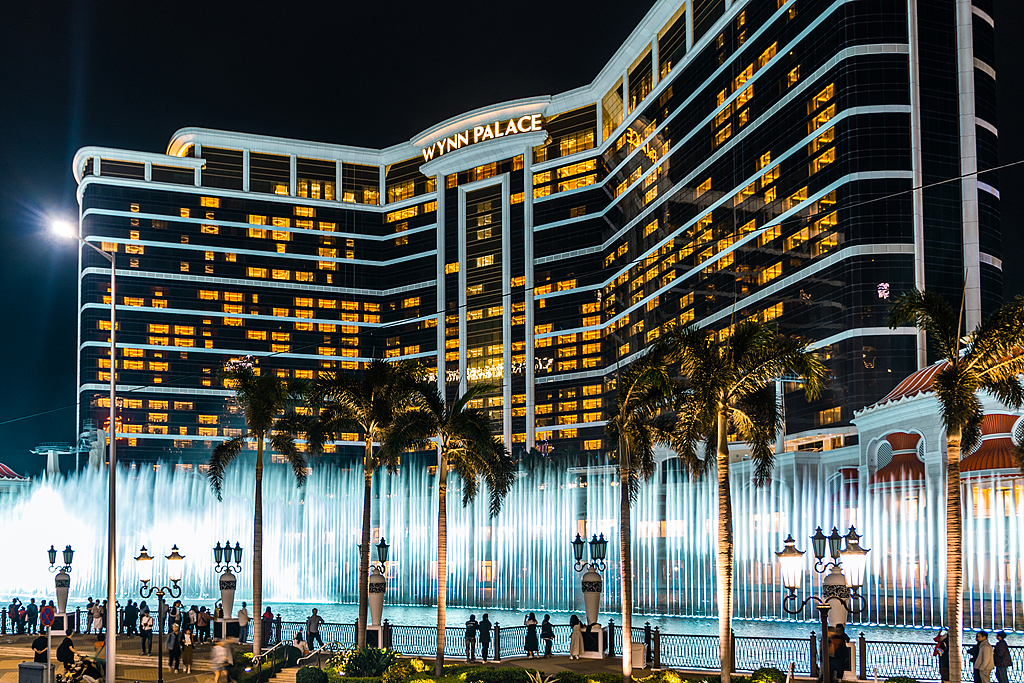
[71,0,1000,465]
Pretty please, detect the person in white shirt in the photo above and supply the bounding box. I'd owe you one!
[237,602,249,644]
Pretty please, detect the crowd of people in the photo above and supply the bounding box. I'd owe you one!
[6,598,52,635]
[461,612,587,661]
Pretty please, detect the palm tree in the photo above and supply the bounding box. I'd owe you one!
[604,342,682,682]
[888,290,1024,680]
[308,358,423,647]
[665,321,826,683]
[382,382,516,676]
[206,356,309,657]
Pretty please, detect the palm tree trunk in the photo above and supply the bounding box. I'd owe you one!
[619,435,633,683]
[358,439,373,648]
[716,408,733,683]
[253,437,264,658]
[435,445,448,677]
[946,427,963,682]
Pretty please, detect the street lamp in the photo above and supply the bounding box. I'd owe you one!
[137,545,185,683]
[368,538,389,629]
[53,219,119,677]
[47,545,75,616]
[214,541,243,632]
[776,527,870,683]
[571,532,608,626]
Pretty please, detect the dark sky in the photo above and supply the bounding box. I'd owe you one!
[1,1,1021,476]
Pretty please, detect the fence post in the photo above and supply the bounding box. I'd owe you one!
[494,623,501,662]
[858,633,867,680]
[645,622,652,665]
[353,619,359,647]
[608,619,615,658]
[1,609,6,635]
[731,630,737,674]
[810,632,819,678]
[653,627,661,670]
[75,608,80,634]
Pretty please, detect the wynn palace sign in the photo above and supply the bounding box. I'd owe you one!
[421,115,544,162]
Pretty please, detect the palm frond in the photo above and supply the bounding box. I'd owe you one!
[887,289,961,361]
[207,435,248,501]
[269,426,308,489]
[730,386,782,486]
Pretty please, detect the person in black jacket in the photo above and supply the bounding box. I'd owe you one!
[464,614,479,662]
[478,615,492,662]
[541,615,554,658]
[166,623,183,673]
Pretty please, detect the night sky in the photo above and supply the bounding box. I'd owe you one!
[1,1,1021,476]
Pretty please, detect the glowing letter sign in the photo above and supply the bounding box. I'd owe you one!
[421,115,544,162]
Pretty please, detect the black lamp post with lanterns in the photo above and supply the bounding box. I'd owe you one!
[571,532,608,626]
[367,538,390,642]
[776,527,870,683]
[136,545,185,683]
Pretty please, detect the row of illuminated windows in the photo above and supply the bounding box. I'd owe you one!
[197,290,380,312]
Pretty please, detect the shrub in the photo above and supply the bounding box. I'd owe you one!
[383,660,415,683]
[345,648,399,678]
[750,668,786,683]
[326,670,344,683]
[297,667,330,683]
[886,677,919,683]
[466,668,532,683]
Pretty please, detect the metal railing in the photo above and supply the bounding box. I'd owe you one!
[297,641,352,669]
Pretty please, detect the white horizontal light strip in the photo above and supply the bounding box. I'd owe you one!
[82,207,436,243]
[82,235,433,268]
[80,301,434,329]
[533,41,907,243]
[78,175,436,215]
[80,383,234,397]
[79,339,436,364]
[81,267,434,297]
[538,324,920,386]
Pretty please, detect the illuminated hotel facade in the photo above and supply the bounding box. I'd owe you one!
[72,0,1001,464]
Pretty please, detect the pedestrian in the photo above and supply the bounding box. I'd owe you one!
[32,632,49,663]
[91,601,104,636]
[27,599,39,635]
[994,632,1012,683]
[211,639,232,683]
[465,614,478,662]
[479,614,492,662]
[237,602,249,644]
[56,629,77,674]
[166,622,183,673]
[198,607,212,642]
[262,607,273,646]
[183,605,194,636]
[524,613,539,659]
[18,603,27,635]
[125,600,138,636]
[568,615,583,660]
[181,628,194,674]
[140,610,154,655]
[9,599,21,635]
[934,631,950,683]
[306,608,325,650]
[540,615,554,658]
[293,631,309,656]
[972,631,994,683]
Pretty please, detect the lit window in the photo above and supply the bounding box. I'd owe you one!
[475,255,495,268]
[247,267,268,278]
[272,269,291,280]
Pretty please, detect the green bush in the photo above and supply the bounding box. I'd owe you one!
[297,667,330,683]
[383,661,415,683]
[750,668,786,683]
[344,678,383,683]
[466,667,532,683]
[886,677,919,683]
[326,670,344,683]
[345,648,399,677]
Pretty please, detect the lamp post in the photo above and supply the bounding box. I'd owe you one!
[776,527,870,683]
[213,541,243,622]
[47,545,75,616]
[46,546,74,683]
[368,538,389,628]
[53,221,118,677]
[137,545,185,683]
[571,532,608,626]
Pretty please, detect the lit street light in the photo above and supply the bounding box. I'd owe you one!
[137,545,185,683]
[53,220,119,679]
[776,527,870,683]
